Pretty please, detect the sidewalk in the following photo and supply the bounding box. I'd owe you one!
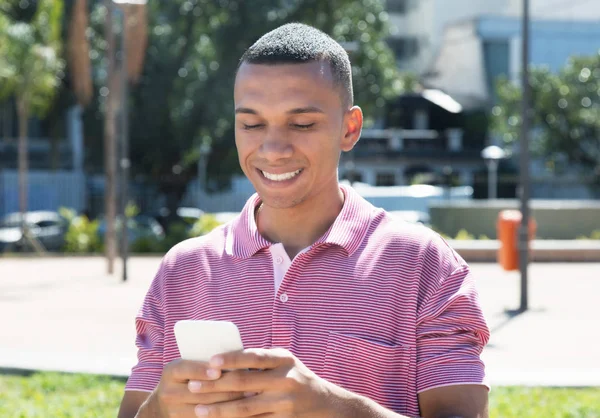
[1,257,599,386]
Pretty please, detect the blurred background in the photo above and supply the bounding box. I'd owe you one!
[0,1,599,417]
[1,0,600,255]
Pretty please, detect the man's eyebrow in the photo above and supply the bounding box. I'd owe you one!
[235,107,258,115]
[286,106,325,115]
[234,106,325,115]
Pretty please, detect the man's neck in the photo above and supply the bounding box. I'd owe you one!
[256,184,345,260]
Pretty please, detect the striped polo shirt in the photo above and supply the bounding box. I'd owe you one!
[126,184,490,416]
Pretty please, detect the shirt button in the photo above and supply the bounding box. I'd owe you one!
[275,256,283,264]
[279,293,289,303]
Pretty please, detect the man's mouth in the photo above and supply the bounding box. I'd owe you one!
[261,169,303,182]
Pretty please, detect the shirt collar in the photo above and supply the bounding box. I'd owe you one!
[225,184,374,259]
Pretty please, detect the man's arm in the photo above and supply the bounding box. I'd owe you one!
[117,391,151,418]
[338,384,488,418]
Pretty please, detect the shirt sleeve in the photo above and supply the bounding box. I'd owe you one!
[125,259,168,392]
[415,236,490,394]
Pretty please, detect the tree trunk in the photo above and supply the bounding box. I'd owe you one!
[16,98,29,236]
[104,0,118,274]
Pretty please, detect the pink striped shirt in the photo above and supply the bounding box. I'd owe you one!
[126,184,490,416]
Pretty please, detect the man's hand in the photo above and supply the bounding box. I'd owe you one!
[145,358,248,417]
[187,348,342,417]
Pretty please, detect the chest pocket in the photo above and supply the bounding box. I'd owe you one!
[319,331,412,413]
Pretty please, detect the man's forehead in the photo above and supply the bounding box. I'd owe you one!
[235,61,334,85]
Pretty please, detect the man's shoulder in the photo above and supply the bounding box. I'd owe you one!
[371,210,439,247]
[161,222,230,268]
[368,210,464,266]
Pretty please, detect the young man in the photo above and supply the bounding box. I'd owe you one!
[118,23,490,418]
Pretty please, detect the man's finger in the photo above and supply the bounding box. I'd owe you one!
[166,359,222,382]
[158,382,245,405]
[210,348,293,371]
[191,369,276,394]
[192,391,248,405]
[194,393,286,417]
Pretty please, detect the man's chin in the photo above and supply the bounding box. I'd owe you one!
[256,193,306,211]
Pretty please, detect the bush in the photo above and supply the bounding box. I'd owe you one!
[454,229,475,240]
[576,229,600,240]
[129,236,163,253]
[59,208,102,253]
[189,214,221,237]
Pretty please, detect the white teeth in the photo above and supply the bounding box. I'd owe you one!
[262,169,302,182]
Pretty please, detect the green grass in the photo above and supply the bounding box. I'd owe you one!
[0,372,599,417]
[491,387,600,417]
[0,372,126,418]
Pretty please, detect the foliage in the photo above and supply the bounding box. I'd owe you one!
[0,0,65,119]
[124,201,141,219]
[492,54,600,190]
[59,207,102,253]
[2,372,600,418]
[576,230,600,240]
[454,228,475,240]
[81,0,405,213]
[130,214,223,253]
[189,214,222,238]
[128,235,163,253]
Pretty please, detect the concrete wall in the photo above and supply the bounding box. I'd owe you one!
[430,200,600,239]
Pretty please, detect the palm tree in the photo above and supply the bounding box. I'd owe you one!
[67,0,147,272]
[0,0,64,251]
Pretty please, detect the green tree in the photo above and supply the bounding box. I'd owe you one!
[83,0,405,217]
[492,54,600,191]
[0,0,65,237]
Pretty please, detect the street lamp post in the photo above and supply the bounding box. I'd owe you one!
[481,145,507,199]
[519,0,532,312]
[112,0,147,282]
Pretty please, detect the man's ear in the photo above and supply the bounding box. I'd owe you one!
[341,106,363,152]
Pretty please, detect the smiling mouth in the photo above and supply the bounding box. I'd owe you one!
[260,169,303,182]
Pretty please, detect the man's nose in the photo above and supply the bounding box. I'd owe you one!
[258,128,293,161]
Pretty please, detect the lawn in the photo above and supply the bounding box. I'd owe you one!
[0,372,599,417]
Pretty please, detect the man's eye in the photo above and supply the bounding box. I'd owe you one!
[243,124,264,130]
[293,123,315,130]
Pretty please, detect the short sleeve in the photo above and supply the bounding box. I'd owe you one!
[416,238,490,394]
[125,260,168,392]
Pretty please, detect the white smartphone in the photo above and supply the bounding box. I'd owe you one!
[174,320,244,362]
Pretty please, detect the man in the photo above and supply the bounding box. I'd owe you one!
[118,23,490,418]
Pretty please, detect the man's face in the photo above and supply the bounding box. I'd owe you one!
[234,61,362,210]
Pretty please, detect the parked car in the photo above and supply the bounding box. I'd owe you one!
[0,211,69,252]
[154,206,205,232]
[97,214,165,245]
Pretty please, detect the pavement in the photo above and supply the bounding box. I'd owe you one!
[0,256,599,387]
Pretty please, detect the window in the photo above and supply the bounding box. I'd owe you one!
[386,0,414,14]
[376,172,396,186]
[387,37,420,60]
[0,99,16,138]
[483,40,509,104]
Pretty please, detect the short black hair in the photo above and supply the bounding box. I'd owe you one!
[239,23,354,107]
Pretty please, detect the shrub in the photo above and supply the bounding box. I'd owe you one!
[59,208,102,253]
[189,214,221,238]
[454,229,475,240]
